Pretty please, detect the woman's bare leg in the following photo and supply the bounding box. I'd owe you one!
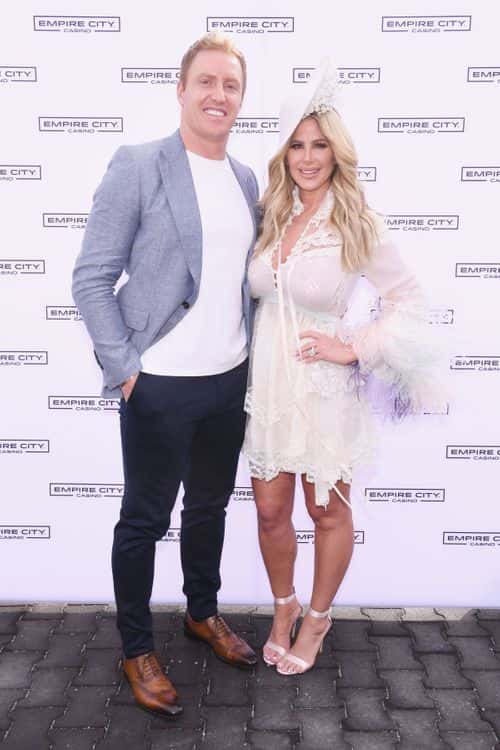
[252,472,301,662]
[277,477,354,673]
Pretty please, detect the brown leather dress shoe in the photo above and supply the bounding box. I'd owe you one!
[184,613,257,668]
[123,652,183,717]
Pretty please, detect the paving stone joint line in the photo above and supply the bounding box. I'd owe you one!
[1,608,500,748]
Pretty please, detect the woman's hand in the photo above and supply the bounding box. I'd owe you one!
[297,330,358,365]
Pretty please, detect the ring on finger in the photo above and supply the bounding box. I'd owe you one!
[309,345,317,357]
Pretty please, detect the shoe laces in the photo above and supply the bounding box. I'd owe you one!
[143,653,163,679]
[213,615,232,639]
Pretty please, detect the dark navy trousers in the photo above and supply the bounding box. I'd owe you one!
[112,360,248,658]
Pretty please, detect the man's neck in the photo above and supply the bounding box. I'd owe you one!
[180,126,227,160]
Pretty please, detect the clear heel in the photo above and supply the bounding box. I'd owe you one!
[276,606,332,675]
[262,590,303,666]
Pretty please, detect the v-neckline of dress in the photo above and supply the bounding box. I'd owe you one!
[270,187,334,280]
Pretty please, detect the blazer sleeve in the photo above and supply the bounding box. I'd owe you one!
[342,220,440,417]
[72,146,142,390]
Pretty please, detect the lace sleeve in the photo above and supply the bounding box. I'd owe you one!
[341,228,441,418]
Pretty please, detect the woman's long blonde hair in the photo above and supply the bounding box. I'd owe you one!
[255,110,379,271]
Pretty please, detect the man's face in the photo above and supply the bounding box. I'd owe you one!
[177,50,244,145]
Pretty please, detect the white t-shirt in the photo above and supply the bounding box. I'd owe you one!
[140,150,253,376]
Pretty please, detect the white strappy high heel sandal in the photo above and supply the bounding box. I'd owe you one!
[262,590,303,666]
[276,606,332,675]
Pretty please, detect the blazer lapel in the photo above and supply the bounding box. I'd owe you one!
[158,131,202,286]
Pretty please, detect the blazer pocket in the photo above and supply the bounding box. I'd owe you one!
[120,304,149,332]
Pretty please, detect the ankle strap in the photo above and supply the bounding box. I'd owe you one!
[309,606,331,619]
[274,590,296,606]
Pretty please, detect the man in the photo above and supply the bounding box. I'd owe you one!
[72,33,258,718]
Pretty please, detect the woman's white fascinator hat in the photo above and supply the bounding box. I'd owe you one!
[278,58,341,147]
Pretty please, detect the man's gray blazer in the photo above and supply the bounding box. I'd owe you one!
[72,130,259,398]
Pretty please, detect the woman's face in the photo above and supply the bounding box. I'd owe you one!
[286,117,336,194]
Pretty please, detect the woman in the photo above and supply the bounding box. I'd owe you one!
[242,62,436,675]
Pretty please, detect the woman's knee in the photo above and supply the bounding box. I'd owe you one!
[307,501,352,532]
[257,503,292,533]
[253,475,294,532]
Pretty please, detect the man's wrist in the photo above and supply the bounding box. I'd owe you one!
[121,373,138,388]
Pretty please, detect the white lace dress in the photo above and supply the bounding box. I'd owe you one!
[242,189,435,507]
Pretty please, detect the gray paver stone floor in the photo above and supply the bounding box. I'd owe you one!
[0,607,499,749]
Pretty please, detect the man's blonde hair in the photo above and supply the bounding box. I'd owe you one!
[180,32,247,95]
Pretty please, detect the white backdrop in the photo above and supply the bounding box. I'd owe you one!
[1,0,499,607]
